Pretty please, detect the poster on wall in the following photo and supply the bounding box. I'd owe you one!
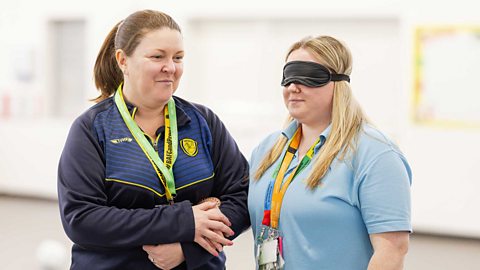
[413,26,480,128]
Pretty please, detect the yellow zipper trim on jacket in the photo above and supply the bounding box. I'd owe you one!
[105,173,215,198]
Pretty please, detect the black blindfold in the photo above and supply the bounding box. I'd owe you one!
[281,61,350,87]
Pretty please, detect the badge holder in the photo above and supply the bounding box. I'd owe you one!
[256,226,285,270]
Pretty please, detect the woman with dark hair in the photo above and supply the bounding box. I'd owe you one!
[58,9,249,270]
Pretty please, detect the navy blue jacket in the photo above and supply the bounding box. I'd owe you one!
[58,96,250,269]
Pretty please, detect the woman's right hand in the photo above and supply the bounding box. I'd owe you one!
[192,201,234,256]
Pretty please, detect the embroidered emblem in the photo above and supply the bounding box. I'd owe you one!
[110,137,133,144]
[180,138,198,157]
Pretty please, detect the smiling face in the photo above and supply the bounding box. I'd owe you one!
[283,48,335,126]
[116,27,184,109]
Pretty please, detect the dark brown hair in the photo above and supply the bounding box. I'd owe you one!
[92,10,181,102]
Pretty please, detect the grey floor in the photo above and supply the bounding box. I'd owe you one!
[1,195,480,270]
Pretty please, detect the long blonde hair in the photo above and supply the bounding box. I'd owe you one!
[254,35,367,189]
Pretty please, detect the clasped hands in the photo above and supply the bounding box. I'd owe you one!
[143,200,234,269]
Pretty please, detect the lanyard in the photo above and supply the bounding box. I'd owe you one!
[263,127,320,228]
[114,85,178,203]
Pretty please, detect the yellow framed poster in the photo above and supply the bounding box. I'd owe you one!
[413,26,480,128]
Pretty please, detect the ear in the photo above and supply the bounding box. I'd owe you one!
[115,49,128,75]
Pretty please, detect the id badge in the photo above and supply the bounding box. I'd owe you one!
[255,226,285,269]
[258,238,278,265]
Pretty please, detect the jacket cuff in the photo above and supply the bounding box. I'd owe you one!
[174,200,196,242]
[181,242,214,269]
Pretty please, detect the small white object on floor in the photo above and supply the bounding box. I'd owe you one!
[36,239,67,270]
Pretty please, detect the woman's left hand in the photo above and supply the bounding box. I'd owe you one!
[143,243,185,270]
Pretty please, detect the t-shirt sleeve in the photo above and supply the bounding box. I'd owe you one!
[357,150,412,234]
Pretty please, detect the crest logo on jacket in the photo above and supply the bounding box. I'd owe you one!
[180,138,198,157]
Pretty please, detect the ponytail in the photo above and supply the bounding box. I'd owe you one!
[92,10,182,103]
[92,21,123,103]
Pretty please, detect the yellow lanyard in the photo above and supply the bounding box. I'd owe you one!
[115,86,178,203]
[270,127,319,228]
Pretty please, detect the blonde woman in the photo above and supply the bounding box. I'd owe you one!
[248,36,411,270]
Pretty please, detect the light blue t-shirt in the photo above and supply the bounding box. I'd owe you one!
[248,121,412,270]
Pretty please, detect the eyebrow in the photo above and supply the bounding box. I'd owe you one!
[151,49,184,54]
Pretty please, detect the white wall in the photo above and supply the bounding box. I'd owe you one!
[182,16,402,154]
[1,0,480,238]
